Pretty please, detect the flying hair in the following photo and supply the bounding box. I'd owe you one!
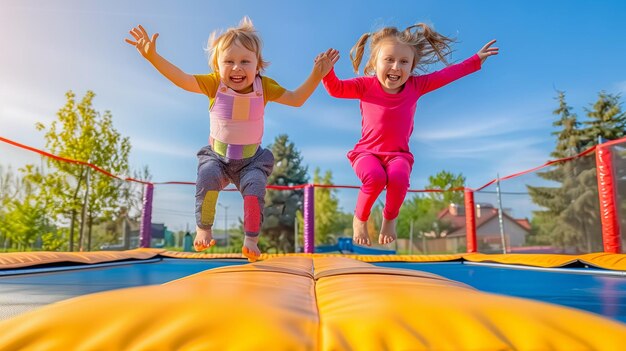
[206,16,269,72]
[349,23,455,75]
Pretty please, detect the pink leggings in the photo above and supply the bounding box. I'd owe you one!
[352,154,412,221]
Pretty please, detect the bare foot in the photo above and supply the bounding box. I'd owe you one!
[242,236,261,262]
[194,226,216,251]
[352,215,371,246]
[379,217,397,245]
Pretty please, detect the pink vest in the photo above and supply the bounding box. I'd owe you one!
[209,76,264,159]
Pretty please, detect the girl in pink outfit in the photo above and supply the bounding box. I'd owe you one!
[322,23,498,246]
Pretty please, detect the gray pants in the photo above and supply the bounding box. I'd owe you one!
[195,145,274,235]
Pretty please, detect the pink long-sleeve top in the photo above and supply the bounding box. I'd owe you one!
[322,54,481,164]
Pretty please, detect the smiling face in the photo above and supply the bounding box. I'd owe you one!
[217,40,259,93]
[374,40,415,94]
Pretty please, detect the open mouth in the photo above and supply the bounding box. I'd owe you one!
[387,74,401,82]
[230,75,246,84]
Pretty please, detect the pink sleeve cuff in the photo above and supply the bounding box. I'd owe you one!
[470,54,482,70]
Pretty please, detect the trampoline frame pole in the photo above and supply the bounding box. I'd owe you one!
[464,188,477,253]
[303,185,315,253]
[139,183,154,248]
[596,142,621,253]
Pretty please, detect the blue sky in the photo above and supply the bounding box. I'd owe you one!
[2,0,626,231]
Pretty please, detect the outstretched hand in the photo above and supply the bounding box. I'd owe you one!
[125,25,159,60]
[477,40,499,64]
[313,48,340,78]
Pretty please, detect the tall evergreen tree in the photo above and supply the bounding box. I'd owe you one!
[527,91,582,247]
[263,134,309,252]
[528,91,624,251]
[551,91,585,158]
[580,91,626,145]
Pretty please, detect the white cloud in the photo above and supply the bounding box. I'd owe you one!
[414,109,551,142]
[491,147,553,179]
[0,85,58,147]
[421,137,548,159]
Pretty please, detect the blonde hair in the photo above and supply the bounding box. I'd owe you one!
[206,16,269,72]
[350,23,455,75]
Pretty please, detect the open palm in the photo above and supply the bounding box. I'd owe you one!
[125,25,159,60]
[477,40,499,64]
[314,48,340,77]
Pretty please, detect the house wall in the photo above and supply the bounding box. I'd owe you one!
[477,217,527,249]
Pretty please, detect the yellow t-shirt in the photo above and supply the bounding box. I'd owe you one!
[194,73,286,108]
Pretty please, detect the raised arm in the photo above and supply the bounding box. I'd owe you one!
[125,25,202,94]
[321,50,365,99]
[419,40,498,95]
[322,69,365,99]
[274,49,339,107]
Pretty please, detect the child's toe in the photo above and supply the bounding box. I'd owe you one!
[242,247,259,262]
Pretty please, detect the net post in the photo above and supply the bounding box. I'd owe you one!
[464,188,477,253]
[596,141,621,253]
[139,183,154,248]
[303,184,315,253]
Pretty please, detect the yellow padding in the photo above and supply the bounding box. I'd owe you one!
[579,252,626,270]
[1,257,625,350]
[316,269,626,350]
[463,253,626,271]
[311,257,470,288]
[0,248,164,269]
[462,253,581,267]
[0,257,319,350]
[199,256,315,279]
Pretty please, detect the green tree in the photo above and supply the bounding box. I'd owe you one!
[27,90,131,251]
[551,91,585,158]
[425,171,465,205]
[580,91,626,147]
[0,165,62,251]
[528,91,624,252]
[0,166,19,248]
[527,91,582,246]
[397,171,465,241]
[263,134,309,253]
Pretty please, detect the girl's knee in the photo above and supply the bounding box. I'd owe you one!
[386,159,411,188]
[197,166,228,192]
[387,172,410,188]
[239,168,269,195]
[198,164,222,181]
[363,171,387,192]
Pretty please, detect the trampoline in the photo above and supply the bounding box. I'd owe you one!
[1,250,626,350]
